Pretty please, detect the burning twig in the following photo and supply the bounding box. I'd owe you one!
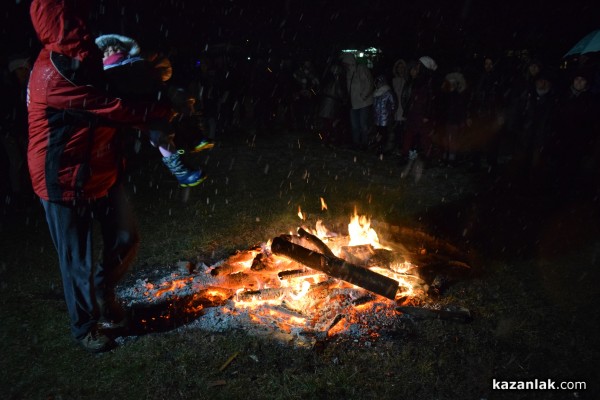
[326,314,345,336]
[271,236,399,300]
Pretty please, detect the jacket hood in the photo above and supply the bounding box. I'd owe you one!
[444,72,467,93]
[393,59,407,77]
[30,0,100,61]
[95,34,141,56]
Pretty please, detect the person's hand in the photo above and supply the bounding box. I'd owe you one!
[466,118,473,128]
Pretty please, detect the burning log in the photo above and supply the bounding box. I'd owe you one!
[270,236,399,300]
[340,244,374,265]
[236,287,292,301]
[277,269,326,281]
[211,249,261,276]
[218,272,257,289]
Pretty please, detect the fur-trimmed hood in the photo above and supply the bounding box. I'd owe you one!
[95,34,141,57]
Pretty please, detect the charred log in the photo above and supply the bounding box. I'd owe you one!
[236,287,292,301]
[271,236,399,300]
[297,227,336,258]
[250,252,266,271]
[278,269,324,281]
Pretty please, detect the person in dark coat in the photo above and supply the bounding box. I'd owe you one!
[28,0,172,352]
[467,57,505,171]
[439,72,468,165]
[401,56,437,165]
[513,69,560,189]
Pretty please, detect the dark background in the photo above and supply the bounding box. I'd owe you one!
[2,0,600,67]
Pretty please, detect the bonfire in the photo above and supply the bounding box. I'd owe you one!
[117,203,472,347]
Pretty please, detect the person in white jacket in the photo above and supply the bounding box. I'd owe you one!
[341,53,374,150]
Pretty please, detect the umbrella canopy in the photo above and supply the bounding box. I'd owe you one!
[564,29,600,57]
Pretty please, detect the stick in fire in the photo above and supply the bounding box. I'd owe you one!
[270,236,399,300]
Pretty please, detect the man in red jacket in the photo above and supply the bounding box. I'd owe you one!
[28,0,172,352]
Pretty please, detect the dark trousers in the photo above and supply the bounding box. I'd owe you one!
[350,106,371,148]
[41,185,139,339]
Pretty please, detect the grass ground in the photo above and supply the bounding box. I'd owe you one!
[1,127,598,399]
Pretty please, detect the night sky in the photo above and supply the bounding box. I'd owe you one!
[2,0,600,66]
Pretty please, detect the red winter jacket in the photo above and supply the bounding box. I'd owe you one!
[27,0,171,201]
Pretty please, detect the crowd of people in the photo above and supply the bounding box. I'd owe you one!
[0,0,598,354]
[147,47,600,191]
[4,36,600,200]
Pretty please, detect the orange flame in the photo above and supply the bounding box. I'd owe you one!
[320,197,328,210]
[297,206,305,220]
[348,208,388,249]
[154,278,191,298]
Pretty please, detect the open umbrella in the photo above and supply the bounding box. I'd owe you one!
[564,29,600,57]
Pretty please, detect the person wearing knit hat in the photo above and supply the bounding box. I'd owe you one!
[419,56,438,71]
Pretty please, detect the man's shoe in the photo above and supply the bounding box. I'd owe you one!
[99,301,129,332]
[79,327,116,353]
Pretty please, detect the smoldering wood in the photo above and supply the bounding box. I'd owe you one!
[340,244,375,265]
[278,269,307,280]
[326,314,345,335]
[270,236,399,300]
[277,269,326,281]
[352,295,374,306]
[250,252,266,271]
[263,304,306,320]
[406,260,472,293]
[217,272,257,289]
[236,287,292,301]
